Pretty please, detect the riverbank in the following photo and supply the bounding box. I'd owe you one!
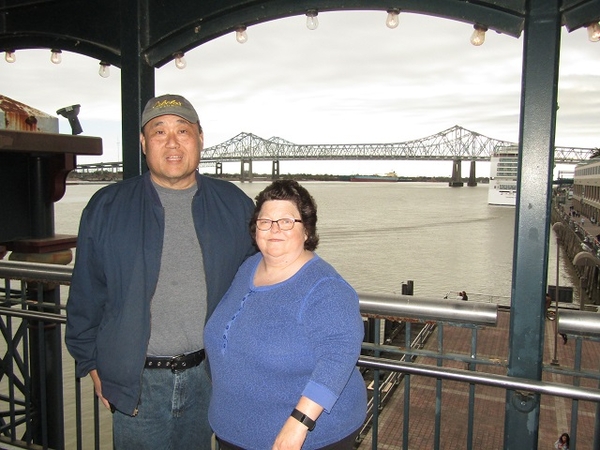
[68,171,490,184]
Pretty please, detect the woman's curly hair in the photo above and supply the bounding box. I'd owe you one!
[250,179,319,251]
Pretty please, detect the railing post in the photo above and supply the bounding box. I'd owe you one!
[26,280,65,449]
[10,250,72,450]
[594,396,600,450]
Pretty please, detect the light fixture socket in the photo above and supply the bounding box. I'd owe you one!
[56,104,83,135]
[236,26,248,43]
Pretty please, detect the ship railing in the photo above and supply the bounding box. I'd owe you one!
[0,261,599,449]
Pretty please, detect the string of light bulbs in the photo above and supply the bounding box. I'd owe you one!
[3,12,599,73]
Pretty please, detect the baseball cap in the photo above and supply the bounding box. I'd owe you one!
[141,94,199,127]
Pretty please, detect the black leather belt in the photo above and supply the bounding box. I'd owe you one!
[145,349,205,372]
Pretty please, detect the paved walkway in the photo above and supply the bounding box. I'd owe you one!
[359,310,598,449]
[558,199,600,241]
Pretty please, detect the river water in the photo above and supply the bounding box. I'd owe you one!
[51,180,576,448]
[56,180,576,300]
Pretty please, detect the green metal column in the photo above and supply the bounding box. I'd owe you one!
[504,1,560,448]
[120,0,155,179]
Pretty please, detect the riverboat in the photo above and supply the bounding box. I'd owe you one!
[350,172,399,182]
[488,146,518,206]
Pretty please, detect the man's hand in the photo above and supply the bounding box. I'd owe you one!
[89,369,111,410]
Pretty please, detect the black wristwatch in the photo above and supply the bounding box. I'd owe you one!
[291,408,316,431]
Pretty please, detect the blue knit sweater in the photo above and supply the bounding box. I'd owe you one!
[204,253,367,449]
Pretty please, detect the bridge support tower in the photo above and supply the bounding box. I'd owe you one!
[468,161,477,186]
[215,162,222,177]
[241,158,253,183]
[449,159,464,187]
[272,160,280,180]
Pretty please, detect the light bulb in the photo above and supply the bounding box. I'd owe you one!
[470,25,487,46]
[174,53,187,69]
[236,27,248,44]
[50,49,62,64]
[386,10,400,29]
[98,62,111,78]
[306,10,319,30]
[587,22,600,42]
[5,51,16,63]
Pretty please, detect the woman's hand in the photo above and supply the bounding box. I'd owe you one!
[272,397,323,450]
[272,417,309,450]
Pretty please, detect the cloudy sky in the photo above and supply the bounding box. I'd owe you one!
[1,11,599,176]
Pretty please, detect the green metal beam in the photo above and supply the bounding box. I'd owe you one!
[504,0,561,448]
[120,0,154,179]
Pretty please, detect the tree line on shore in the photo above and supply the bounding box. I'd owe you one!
[68,170,490,184]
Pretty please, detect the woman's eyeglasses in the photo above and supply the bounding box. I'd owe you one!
[255,218,302,231]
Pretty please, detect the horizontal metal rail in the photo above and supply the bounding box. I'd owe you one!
[560,309,600,338]
[358,292,498,326]
[0,305,66,324]
[0,260,72,284]
[4,260,600,341]
[358,355,600,403]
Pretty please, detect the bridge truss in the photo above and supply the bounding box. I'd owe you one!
[199,125,594,167]
[76,125,595,174]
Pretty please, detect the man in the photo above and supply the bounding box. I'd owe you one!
[65,94,256,449]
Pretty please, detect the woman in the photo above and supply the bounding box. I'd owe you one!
[554,432,570,449]
[205,180,367,450]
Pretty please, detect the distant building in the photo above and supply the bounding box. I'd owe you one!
[572,158,600,221]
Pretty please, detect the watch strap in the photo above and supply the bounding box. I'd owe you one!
[290,408,316,431]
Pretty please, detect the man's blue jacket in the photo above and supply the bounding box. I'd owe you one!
[65,171,256,415]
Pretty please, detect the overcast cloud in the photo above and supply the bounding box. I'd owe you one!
[1,11,598,176]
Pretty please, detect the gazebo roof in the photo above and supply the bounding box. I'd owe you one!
[1,0,599,69]
[1,5,600,448]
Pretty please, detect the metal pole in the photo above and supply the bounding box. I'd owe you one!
[504,0,560,444]
[594,375,600,450]
[552,230,560,365]
[581,271,587,311]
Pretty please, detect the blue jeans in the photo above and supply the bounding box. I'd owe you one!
[113,361,212,449]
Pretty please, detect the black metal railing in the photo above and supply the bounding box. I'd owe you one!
[0,260,599,449]
[0,261,111,450]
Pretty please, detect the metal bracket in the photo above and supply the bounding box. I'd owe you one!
[511,390,537,413]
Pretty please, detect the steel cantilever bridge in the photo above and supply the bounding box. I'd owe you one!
[200,124,593,168]
[77,125,593,179]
